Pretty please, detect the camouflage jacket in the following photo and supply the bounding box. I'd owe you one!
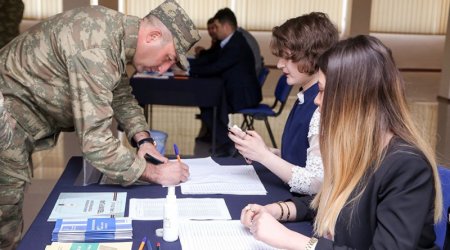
[0,6,148,185]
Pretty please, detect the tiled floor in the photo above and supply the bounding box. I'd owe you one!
[22,70,442,234]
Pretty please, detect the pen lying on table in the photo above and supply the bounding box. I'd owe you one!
[138,236,147,250]
[173,75,189,80]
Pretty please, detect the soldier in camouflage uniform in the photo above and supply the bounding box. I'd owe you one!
[0,0,24,48]
[0,0,200,248]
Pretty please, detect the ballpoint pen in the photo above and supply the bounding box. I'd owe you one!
[138,236,147,250]
[146,239,153,250]
[173,75,189,80]
[173,144,181,162]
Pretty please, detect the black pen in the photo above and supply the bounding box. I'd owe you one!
[144,153,164,165]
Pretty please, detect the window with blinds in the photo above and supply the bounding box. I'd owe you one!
[234,0,345,32]
[123,0,230,29]
[19,0,450,35]
[22,0,62,19]
[371,0,450,34]
[123,0,344,31]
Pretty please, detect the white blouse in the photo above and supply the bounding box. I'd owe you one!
[287,108,323,195]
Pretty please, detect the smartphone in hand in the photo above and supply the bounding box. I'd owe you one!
[228,124,243,135]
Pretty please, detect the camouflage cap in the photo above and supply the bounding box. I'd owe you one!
[149,0,200,70]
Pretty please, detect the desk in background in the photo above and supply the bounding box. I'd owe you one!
[130,76,225,153]
[18,157,313,250]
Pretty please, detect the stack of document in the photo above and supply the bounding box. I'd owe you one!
[48,192,127,221]
[180,157,267,195]
[52,217,132,242]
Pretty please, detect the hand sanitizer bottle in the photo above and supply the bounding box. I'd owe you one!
[163,185,179,242]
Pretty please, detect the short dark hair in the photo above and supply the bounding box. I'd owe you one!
[270,12,338,74]
[213,7,237,29]
[207,17,215,25]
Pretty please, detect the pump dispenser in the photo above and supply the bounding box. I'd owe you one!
[163,185,179,242]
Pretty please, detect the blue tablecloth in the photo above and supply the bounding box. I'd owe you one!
[18,157,313,249]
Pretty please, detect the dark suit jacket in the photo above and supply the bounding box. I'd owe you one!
[292,137,439,249]
[197,41,221,58]
[189,31,261,113]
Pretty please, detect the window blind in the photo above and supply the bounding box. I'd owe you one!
[371,0,450,34]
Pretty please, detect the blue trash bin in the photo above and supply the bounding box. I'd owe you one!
[150,130,168,155]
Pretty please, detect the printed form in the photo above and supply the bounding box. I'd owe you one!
[179,220,278,250]
[128,198,231,220]
[180,157,267,195]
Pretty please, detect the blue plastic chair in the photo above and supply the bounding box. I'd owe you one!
[436,165,450,249]
[237,75,292,148]
[257,67,270,87]
[149,130,168,155]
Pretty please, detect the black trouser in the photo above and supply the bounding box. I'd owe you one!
[445,207,450,250]
[199,107,232,146]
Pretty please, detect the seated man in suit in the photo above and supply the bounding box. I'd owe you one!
[194,17,220,58]
[190,8,262,157]
[238,26,263,77]
[195,15,262,75]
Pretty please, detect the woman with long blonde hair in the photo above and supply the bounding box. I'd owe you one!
[240,35,442,249]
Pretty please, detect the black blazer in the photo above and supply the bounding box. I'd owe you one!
[190,31,261,112]
[292,138,438,249]
[197,41,221,58]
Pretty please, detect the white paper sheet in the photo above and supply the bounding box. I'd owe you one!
[179,220,278,250]
[128,198,231,220]
[180,158,267,195]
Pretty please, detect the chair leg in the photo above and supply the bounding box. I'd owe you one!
[240,115,249,130]
[248,116,255,130]
[241,115,256,130]
[264,117,277,148]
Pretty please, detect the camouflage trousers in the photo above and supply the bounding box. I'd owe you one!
[0,92,14,151]
[0,96,32,250]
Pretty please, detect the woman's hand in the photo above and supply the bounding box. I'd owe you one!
[228,129,271,163]
[241,203,305,250]
[241,204,268,228]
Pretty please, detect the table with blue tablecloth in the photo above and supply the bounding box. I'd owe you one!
[18,156,313,250]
